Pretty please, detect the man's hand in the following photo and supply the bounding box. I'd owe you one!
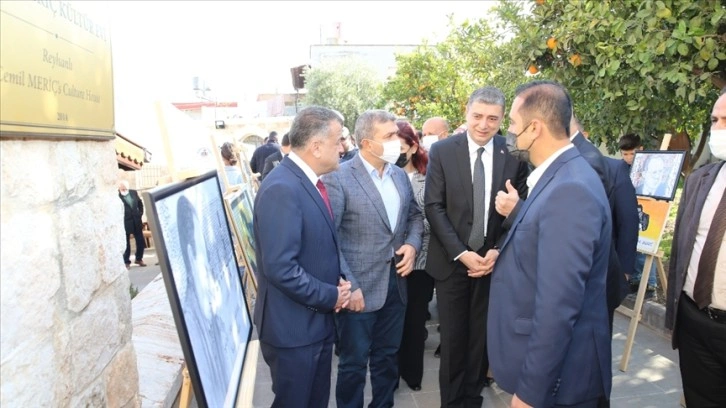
[511,394,532,408]
[395,244,416,276]
[347,288,365,312]
[335,278,352,312]
[459,251,489,278]
[480,249,499,274]
[495,179,521,217]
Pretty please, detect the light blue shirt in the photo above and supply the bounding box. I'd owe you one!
[360,155,401,231]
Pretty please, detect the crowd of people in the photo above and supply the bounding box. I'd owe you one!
[249,82,726,408]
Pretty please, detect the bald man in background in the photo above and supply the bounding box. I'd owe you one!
[421,117,450,151]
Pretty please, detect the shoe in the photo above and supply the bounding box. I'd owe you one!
[644,286,656,300]
[135,260,147,267]
[434,344,441,358]
[406,382,422,391]
[125,263,131,270]
[629,280,640,294]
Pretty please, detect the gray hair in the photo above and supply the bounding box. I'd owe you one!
[467,86,506,110]
[288,106,343,149]
[354,110,397,146]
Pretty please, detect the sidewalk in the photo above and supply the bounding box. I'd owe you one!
[128,261,683,408]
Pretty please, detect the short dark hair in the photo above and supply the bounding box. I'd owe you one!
[267,131,278,143]
[281,133,290,147]
[288,106,343,149]
[618,133,642,151]
[220,142,237,165]
[514,80,572,139]
[467,86,506,110]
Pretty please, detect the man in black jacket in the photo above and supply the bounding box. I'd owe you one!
[118,180,146,268]
[250,131,281,175]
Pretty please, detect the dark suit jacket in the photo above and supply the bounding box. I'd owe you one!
[666,161,725,348]
[119,189,144,233]
[252,158,340,348]
[572,132,630,310]
[323,154,424,312]
[424,133,529,280]
[606,158,639,282]
[250,142,281,174]
[261,150,283,181]
[488,147,612,407]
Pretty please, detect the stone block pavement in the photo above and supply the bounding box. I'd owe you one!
[128,253,684,408]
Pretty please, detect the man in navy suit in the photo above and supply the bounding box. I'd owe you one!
[488,81,612,408]
[324,109,424,408]
[253,106,352,408]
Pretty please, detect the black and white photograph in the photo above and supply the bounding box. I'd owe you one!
[144,171,252,408]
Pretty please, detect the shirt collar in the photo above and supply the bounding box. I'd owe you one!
[527,144,575,191]
[287,151,319,186]
[466,133,495,154]
[360,154,392,178]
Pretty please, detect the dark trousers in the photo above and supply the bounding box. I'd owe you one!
[336,266,405,408]
[260,337,334,408]
[399,269,435,387]
[123,225,145,263]
[436,267,491,408]
[676,293,726,408]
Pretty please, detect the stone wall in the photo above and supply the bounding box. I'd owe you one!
[0,139,140,407]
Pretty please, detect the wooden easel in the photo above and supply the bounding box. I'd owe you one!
[616,248,668,371]
[616,133,674,372]
[178,340,260,408]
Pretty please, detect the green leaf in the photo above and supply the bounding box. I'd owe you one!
[656,8,671,18]
[677,43,689,56]
[708,58,718,70]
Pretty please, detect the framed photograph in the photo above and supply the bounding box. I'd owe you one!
[224,185,258,311]
[143,170,252,408]
[629,150,686,201]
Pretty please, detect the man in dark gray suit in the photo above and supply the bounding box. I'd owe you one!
[324,109,424,408]
[425,87,529,408]
[666,90,726,407]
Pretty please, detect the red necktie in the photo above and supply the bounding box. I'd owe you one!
[316,179,334,219]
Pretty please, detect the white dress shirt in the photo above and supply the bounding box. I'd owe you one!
[527,144,575,192]
[684,165,726,309]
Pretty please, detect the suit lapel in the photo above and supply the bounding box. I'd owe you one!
[500,148,576,249]
[392,169,408,234]
[454,135,474,213]
[351,156,393,232]
[281,160,337,237]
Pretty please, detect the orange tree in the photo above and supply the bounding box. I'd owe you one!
[503,0,725,161]
[380,16,528,130]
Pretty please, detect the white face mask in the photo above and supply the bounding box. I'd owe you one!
[709,129,726,160]
[120,190,129,196]
[421,135,438,151]
[370,139,402,164]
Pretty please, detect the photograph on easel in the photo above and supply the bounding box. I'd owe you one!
[635,197,670,254]
[224,185,258,311]
[629,150,686,201]
[143,170,252,408]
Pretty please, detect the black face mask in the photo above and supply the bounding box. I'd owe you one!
[507,122,534,164]
[395,153,410,168]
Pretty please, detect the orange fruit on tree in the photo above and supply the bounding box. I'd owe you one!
[535,0,545,4]
[569,54,582,67]
[528,64,539,75]
[547,37,557,49]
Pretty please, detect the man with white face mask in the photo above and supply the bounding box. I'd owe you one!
[323,109,424,408]
[666,89,726,407]
[421,116,450,151]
